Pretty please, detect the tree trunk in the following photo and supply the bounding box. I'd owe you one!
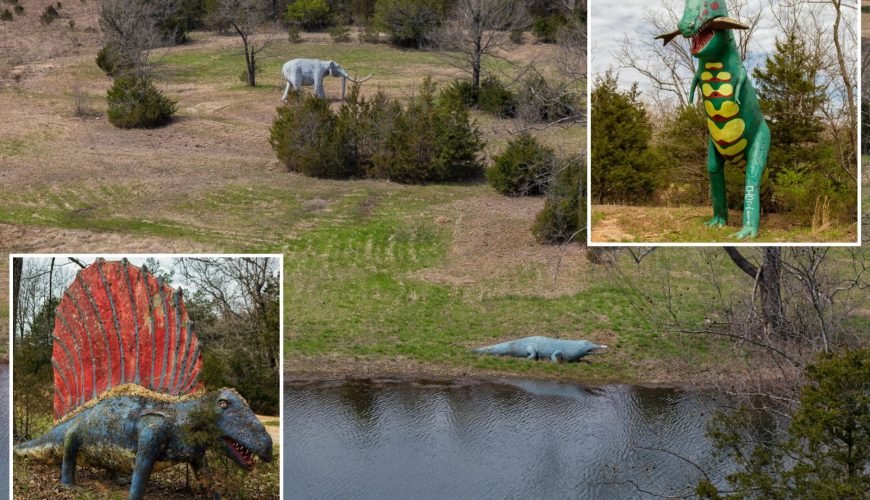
[247,53,256,86]
[472,30,482,93]
[724,247,784,336]
[47,257,55,338]
[12,257,22,341]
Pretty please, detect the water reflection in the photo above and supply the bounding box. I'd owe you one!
[284,378,734,499]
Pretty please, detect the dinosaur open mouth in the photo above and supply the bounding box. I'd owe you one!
[223,437,256,470]
[691,19,717,54]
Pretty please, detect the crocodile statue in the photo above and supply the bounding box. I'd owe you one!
[14,384,272,499]
[656,0,770,239]
[13,259,273,499]
[474,336,608,363]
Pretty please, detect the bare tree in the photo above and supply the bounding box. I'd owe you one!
[598,246,868,417]
[98,0,178,77]
[555,0,587,84]
[614,0,760,114]
[12,257,22,341]
[176,257,281,375]
[723,247,784,336]
[435,0,529,92]
[208,0,275,87]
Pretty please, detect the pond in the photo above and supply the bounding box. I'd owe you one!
[283,377,734,499]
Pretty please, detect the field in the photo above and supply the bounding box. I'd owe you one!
[0,2,733,388]
[0,2,866,391]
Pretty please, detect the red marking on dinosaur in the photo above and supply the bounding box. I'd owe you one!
[52,260,203,419]
[711,2,720,9]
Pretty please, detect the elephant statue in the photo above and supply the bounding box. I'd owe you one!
[280,58,373,101]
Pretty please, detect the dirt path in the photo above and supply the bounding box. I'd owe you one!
[257,414,280,444]
[410,193,590,298]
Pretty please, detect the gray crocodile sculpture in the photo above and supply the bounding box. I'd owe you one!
[14,384,272,499]
[474,336,608,363]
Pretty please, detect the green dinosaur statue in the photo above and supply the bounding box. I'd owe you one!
[657,0,770,239]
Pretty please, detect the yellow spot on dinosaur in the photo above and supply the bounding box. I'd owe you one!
[707,118,745,144]
[716,71,731,80]
[701,71,713,80]
[702,83,733,97]
[704,100,740,119]
[714,138,747,156]
[705,62,724,69]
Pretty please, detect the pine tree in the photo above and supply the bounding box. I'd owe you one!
[752,30,825,151]
[590,72,661,204]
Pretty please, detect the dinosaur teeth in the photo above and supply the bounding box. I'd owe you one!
[691,25,716,54]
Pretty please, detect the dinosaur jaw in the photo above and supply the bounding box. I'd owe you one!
[223,437,257,470]
[588,344,609,355]
[691,19,717,55]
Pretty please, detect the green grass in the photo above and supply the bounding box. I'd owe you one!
[3,32,831,386]
[283,189,730,383]
[155,37,514,89]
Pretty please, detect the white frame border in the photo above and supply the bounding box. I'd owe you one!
[7,253,285,499]
[585,1,863,247]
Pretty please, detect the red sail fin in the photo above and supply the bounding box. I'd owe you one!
[52,259,202,419]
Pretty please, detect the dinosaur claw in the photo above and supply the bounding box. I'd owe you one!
[732,226,758,239]
[704,217,727,228]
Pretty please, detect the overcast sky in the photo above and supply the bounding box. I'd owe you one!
[589,0,857,101]
[20,255,279,299]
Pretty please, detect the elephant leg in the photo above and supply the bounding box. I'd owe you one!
[129,418,167,500]
[705,137,727,228]
[733,124,770,240]
[61,429,82,486]
[281,81,291,101]
[314,75,325,98]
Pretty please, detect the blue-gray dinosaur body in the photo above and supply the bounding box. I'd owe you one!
[14,385,272,500]
[474,336,608,363]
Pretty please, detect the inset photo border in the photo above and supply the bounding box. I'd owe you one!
[9,254,282,499]
[586,0,862,246]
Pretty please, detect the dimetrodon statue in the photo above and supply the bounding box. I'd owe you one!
[474,336,608,363]
[656,0,770,239]
[13,259,273,499]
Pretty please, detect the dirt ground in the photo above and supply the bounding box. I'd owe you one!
[410,194,590,298]
[590,204,859,244]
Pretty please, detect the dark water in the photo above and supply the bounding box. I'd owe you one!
[284,378,734,499]
[0,365,8,495]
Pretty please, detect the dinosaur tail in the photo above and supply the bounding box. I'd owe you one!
[473,341,513,356]
[14,426,65,463]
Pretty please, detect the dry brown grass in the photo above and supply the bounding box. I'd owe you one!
[590,204,858,243]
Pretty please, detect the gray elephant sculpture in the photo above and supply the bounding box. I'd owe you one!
[281,58,373,101]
